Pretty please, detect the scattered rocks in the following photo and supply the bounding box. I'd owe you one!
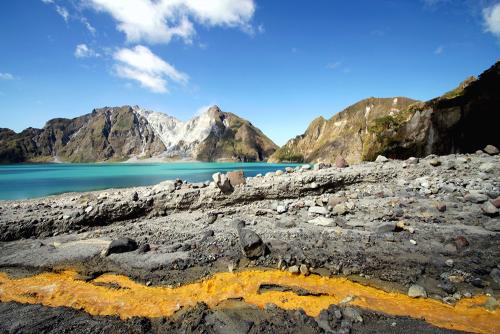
[106,238,138,255]
[483,145,499,155]
[408,284,427,298]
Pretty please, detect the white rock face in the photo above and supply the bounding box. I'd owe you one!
[134,106,217,158]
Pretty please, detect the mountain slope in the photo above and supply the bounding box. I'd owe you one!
[270,61,500,164]
[0,105,278,163]
[269,97,417,164]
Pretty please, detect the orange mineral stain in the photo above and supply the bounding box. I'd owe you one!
[0,270,498,334]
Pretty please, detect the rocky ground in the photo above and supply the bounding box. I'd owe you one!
[0,149,499,333]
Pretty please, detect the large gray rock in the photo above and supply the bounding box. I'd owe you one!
[212,172,233,193]
[237,227,266,259]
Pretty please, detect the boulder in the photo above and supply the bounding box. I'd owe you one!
[226,170,246,187]
[335,156,349,168]
[483,145,499,155]
[237,227,266,258]
[107,238,138,255]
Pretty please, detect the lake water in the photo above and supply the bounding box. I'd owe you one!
[0,162,299,200]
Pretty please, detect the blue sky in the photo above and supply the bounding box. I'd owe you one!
[0,0,499,145]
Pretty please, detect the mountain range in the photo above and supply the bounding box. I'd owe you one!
[0,105,277,163]
[1,62,498,164]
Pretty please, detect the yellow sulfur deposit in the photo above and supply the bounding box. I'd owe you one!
[0,270,498,334]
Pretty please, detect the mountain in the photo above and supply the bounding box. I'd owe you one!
[270,62,500,164]
[0,105,278,163]
[269,97,417,163]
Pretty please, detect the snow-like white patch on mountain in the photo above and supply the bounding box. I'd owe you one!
[133,106,216,157]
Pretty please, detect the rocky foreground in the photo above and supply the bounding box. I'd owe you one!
[0,148,499,333]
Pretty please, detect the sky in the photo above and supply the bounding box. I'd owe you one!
[0,0,499,145]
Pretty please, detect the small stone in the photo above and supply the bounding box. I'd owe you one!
[410,239,417,245]
[483,220,500,232]
[408,284,427,298]
[407,157,419,164]
[490,268,500,284]
[335,156,349,168]
[333,204,348,215]
[275,170,284,176]
[299,264,310,276]
[464,192,488,203]
[308,206,328,215]
[479,163,496,173]
[491,198,500,209]
[481,201,499,217]
[84,206,93,214]
[342,307,363,323]
[374,222,395,233]
[132,191,139,201]
[429,159,441,167]
[314,162,332,170]
[288,265,300,274]
[436,202,447,212]
[137,243,151,253]
[445,259,454,267]
[483,145,499,155]
[301,164,311,170]
[307,216,336,227]
[454,236,469,249]
[276,205,288,214]
[285,167,294,173]
[375,155,388,163]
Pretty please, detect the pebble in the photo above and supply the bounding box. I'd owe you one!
[308,206,328,215]
[276,205,288,214]
[288,265,300,274]
[481,201,499,217]
[445,259,454,267]
[429,159,441,167]
[299,264,310,276]
[410,239,417,245]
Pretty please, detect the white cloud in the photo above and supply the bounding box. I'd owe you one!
[41,0,54,3]
[56,5,70,22]
[113,45,188,93]
[483,3,500,37]
[74,44,100,58]
[434,45,444,54]
[86,0,256,44]
[80,17,97,35]
[0,73,14,80]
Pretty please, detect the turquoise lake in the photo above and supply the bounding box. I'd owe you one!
[0,162,299,200]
